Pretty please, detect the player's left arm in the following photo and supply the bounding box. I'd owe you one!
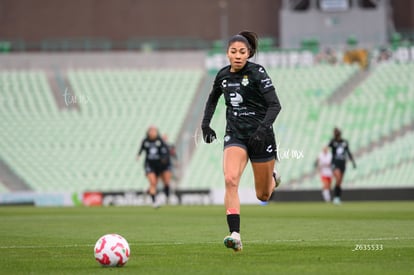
[260,70,282,129]
[346,142,357,168]
[159,138,171,164]
[248,67,281,149]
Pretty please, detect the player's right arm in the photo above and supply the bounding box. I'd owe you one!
[136,139,145,161]
[201,74,223,143]
[314,156,320,170]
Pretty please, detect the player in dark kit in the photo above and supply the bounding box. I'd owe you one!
[137,126,171,208]
[201,31,282,252]
[328,127,356,205]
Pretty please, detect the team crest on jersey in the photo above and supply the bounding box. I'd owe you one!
[241,75,249,86]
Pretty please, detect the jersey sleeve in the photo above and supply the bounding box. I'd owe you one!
[137,140,145,156]
[201,74,223,128]
[256,66,282,129]
[257,66,276,94]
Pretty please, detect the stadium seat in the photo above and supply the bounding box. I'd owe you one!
[1,62,413,192]
[181,63,414,190]
[0,69,203,192]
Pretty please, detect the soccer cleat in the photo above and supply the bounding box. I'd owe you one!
[273,170,281,189]
[223,232,242,252]
[333,197,341,205]
[152,201,160,209]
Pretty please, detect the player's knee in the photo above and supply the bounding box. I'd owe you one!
[256,191,271,202]
[224,174,239,189]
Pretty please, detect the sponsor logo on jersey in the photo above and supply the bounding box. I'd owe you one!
[238,111,256,117]
[229,92,243,107]
[222,79,240,88]
[258,67,265,73]
[261,77,274,89]
[228,82,240,87]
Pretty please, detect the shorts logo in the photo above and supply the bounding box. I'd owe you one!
[266,145,273,153]
[224,135,231,142]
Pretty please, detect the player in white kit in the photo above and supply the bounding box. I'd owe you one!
[316,146,333,202]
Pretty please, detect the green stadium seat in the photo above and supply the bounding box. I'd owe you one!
[1,62,413,193]
[0,69,202,192]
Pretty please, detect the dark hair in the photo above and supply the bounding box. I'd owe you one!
[227,31,258,58]
[334,127,341,139]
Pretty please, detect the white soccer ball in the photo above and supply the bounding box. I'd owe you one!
[94,233,130,267]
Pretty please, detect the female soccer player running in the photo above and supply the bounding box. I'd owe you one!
[201,31,282,252]
[328,128,356,205]
[136,126,172,208]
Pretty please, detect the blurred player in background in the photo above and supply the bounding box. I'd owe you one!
[201,31,282,252]
[136,126,171,208]
[162,134,178,180]
[315,146,333,202]
[328,127,356,205]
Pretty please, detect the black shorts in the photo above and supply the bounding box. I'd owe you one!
[223,133,277,163]
[332,159,346,173]
[145,161,170,176]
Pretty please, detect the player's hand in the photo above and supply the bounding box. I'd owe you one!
[248,126,267,151]
[135,156,140,161]
[202,126,217,143]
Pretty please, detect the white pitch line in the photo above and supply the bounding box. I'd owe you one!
[0,236,413,249]
[247,236,414,244]
[0,244,94,249]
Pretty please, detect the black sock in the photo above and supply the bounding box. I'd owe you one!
[150,194,156,203]
[226,214,240,233]
[164,185,170,198]
[334,186,342,198]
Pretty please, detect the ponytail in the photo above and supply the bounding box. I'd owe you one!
[239,31,258,58]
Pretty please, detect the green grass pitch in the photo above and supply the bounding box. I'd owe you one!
[0,202,413,274]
